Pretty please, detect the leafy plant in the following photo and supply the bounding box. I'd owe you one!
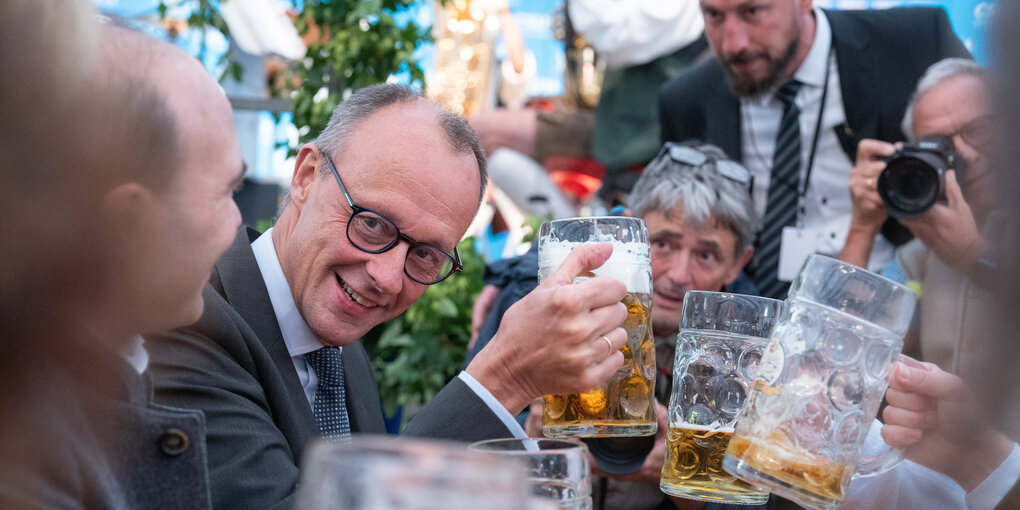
[289,0,430,152]
[360,238,485,426]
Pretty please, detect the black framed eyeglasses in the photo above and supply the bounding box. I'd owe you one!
[319,148,463,285]
[654,142,754,192]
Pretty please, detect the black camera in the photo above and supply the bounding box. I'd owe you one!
[582,435,656,475]
[877,135,966,218]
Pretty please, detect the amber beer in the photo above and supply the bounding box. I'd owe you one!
[660,426,768,503]
[726,433,848,502]
[542,292,656,437]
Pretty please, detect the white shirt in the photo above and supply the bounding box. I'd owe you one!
[567,0,704,68]
[122,335,149,374]
[740,8,894,273]
[251,228,526,437]
[841,421,1020,509]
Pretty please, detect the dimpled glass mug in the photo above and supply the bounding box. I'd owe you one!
[723,254,917,510]
[538,217,656,438]
[660,291,781,505]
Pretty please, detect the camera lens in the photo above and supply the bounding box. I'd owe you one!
[582,435,656,475]
[877,155,943,218]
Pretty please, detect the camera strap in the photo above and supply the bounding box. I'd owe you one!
[797,48,833,226]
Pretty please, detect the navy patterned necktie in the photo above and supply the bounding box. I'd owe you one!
[305,346,351,441]
[755,79,803,299]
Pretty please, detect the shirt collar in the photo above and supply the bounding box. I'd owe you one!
[121,335,149,374]
[794,7,832,89]
[251,227,334,357]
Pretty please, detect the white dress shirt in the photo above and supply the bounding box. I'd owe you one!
[841,421,1020,509]
[251,228,526,437]
[122,335,149,375]
[567,0,704,68]
[740,8,894,273]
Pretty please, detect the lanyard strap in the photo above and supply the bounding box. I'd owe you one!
[798,48,834,203]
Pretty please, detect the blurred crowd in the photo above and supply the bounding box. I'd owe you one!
[2,0,1020,509]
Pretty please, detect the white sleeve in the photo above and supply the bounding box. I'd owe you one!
[567,0,704,68]
[839,420,967,509]
[967,443,1020,510]
[457,371,528,438]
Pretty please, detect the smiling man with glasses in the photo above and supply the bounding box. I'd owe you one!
[148,83,632,510]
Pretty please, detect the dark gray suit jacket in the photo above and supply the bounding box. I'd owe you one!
[147,228,512,510]
[659,7,971,163]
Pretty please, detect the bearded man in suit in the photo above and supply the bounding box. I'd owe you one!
[658,0,970,299]
[148,84,633,510]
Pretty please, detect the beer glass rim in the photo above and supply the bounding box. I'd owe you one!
[542,215,643,226]
[679,290,784,337]
[790,253,916,336]
[468,438,590,455]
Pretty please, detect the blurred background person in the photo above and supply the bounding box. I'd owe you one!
[0,2,245,507]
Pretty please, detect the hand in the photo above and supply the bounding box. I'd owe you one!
[466,243,628,414]
[848,139,895,233]
[900,170,989,275]
[468,284,500,351]
[881,358,1013,492]
[523,398,544,437]
[611,401,669,484]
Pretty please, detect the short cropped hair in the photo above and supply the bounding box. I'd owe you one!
[311,83,488,203]
[902,58,993,141]
[629,142,759,256]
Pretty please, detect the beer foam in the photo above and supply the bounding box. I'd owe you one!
[677,422,735,434]
[538,240,651,293]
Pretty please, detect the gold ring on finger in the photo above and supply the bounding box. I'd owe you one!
[600,335,613,357]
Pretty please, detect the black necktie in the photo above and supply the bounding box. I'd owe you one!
[755,80,803,299]
[305,346,351,441]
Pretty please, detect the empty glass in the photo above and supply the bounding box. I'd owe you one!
[660,291,780,505]
[296,435,530,510]
[723,254,917,510]
[538,216,656,438]
[469,438,593,510]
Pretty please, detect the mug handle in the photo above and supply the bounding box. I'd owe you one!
[852,354,924,478]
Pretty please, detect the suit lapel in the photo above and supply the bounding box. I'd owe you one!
[342,343,387,433]
[707,86,742,163]
[827,9,879,154]
[215,228,318,440]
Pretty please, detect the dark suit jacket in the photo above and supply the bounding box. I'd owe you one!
[147,228,513,510]
[0,344,210,510]
[659,7,971,163]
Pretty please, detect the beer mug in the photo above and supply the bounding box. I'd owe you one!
[470,438,593,510]
[660,291,780,505]
[538,216,655,437]
[295,435,531,510]
[723,254,917,510]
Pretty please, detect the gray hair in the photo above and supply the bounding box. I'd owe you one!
[902,58,993,141]
[311,83,488,203]
[629,142,759,256]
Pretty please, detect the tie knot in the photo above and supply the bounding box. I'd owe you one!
[306,346,344,387]
[776,80,801,106]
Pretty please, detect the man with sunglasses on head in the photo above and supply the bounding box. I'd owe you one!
[147,83,632,510]
[838,59,1017,440]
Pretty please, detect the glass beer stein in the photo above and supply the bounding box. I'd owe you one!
[723,254,917,510]
[660,291,781,505]
[470,438,593,510]
[538,217,656,437]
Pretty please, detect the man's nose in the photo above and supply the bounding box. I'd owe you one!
[364,242,407,295]
[665,252,694,286]
[720,18,750,56]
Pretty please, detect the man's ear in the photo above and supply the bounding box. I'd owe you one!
[725,246,755,285]
[290,144,323,209]
[100,182,154,249]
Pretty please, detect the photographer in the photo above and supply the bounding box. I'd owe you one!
[837,59,1015,436]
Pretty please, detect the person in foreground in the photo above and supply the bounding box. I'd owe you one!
[1,4,245,509]
[148,83,632,510]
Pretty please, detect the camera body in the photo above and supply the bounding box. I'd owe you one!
[877,134,966,218]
